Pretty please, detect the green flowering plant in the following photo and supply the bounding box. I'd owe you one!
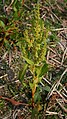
[19,4,48,109]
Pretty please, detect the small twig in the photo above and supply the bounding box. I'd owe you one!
[61,47,67,65]
[40,81,45,86]
[9,0,14,7]
[2,51,8,60]
[9,51,12,66]
[49,57,61,65]
[41,13,46,19]
[0,84,6,89]
[61,33,67,40]
[49,73,52,81]
[51,28,67,31]
[12,109,20,119]
[56,99,67,113]
[43,77,51,86]
[50,14,55,22]
[47,104,56,111]
[46,110,64,117]
[59,68,67,82]
[59,83,67,94]
[58,42,65,52]
[62,93,67,98]
[46,111,58,115]
[47,46,56,54]
[47,61,55,67]
[46,81,58,100]
[56,90,67,103]
[47,50,50,62]
[24,4,31,10]
[51,11,62,23]
[0,74,8,79]
[54,69,67,92]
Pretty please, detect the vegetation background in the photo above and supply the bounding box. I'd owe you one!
[0,0,67,119]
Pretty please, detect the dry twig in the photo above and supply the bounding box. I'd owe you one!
[56,99,67,113]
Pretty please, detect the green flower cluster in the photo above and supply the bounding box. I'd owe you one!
[22,4,48,66]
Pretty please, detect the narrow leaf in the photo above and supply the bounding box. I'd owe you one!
[39,63,48,77]
[23,56,34,65]
[19,64,28,82]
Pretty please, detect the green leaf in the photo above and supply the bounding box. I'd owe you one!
[35,66,41,76]
[29,82,33,89]
[13,6,17,12]
[43,86,50,92]
[13,0,17,6]
[0,100,4,107]
[34,92,41,102]
[0,20,5,28]
[29,82,37,89]
[4,40,10,50]
[39,62,48,77]
[22,56,34,65]
[19,64,28,83]
[31,108,38,118]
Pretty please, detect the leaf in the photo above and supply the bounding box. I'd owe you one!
[13,0,17,6]
[19,64,28,83]
[29,82,33,89]
[0,100,4,107]
[32,107,38,118]
[35,66,41,77]
[13,6,17,12]
[23,56,34,65]
[44,86,50,92]
[39,62,48,77]
[0,20,5,28]
[34,92,41,102]
[0,96,24,106]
